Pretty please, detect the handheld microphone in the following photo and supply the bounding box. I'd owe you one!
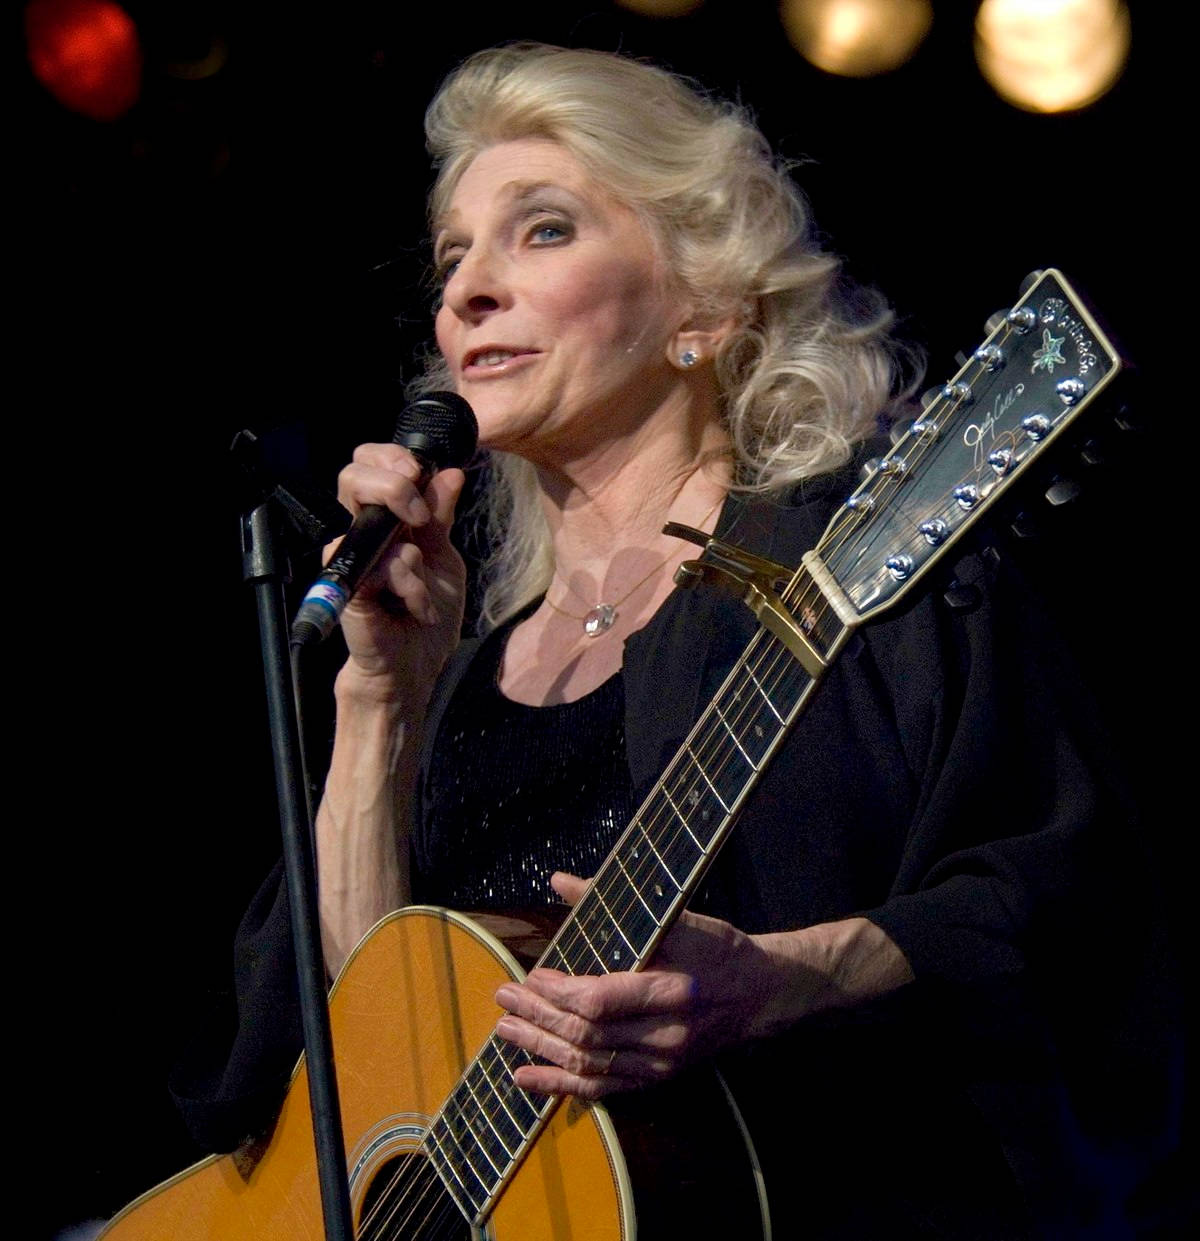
[290,392,478,646]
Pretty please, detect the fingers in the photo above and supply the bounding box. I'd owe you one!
[494,968,697,1098]
[338,446,431,526]
[338,444,467,532]
[548,871,589,906]
[504,1037,661,1101]
[497,1011,669,1079]
[328,447,467,622]
[368,540,439,624]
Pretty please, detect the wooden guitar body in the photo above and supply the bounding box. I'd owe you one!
[100,906,770,1240]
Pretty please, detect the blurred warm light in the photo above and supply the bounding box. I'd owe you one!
[25,0,141,121]
[781,0,933,76]
[975,0,1131,113]
[614,0,704,15]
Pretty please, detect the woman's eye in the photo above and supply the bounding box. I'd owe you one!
[437,256,461,282]
[530,222,568,244]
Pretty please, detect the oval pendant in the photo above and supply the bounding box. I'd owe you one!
[584,603,617,637]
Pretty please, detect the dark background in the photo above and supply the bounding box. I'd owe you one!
[19,2,1185,1235]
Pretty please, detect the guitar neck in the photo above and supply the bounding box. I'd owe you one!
[422,268,1123,1227]
[540,567,850,979]
[422,563,852,1226]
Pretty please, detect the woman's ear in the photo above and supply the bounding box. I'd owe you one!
[666,310,740,372]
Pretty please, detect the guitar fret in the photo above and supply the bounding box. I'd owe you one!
[713,701,759,772]
[590,881,638,966]
[541,940,569,971]
[438,1104,498,1199]
[567,900,610,973]
[685,744,731,813]
[747,665,785,723]
[614,850,662,928]
[461,1068,515,1161]
[479,1036,538,1141]
[629,817,682,888]
[661,785,705,849]
[425,1113,489,1218]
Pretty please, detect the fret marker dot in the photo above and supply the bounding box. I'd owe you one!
[755,724,764,738]
[612,948,621,961]
[653,883,664,897]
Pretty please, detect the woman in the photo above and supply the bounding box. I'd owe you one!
[197,44,1174,1240]
[317,43,915,1070]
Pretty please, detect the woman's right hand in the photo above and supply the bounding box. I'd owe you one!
[330,442,468,709]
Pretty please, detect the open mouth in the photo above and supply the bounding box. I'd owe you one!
[463,347,537,371]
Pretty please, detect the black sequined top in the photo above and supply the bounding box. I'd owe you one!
[417,614,636,910]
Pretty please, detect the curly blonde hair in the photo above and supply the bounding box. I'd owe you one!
[419,43,915,627]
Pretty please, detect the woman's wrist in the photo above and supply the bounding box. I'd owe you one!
[334,657,429,715]
[750,917,915,1036]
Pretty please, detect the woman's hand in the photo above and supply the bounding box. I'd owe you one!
[316,442,467,975]
[493,873,913,1100]
[331,442,468,708]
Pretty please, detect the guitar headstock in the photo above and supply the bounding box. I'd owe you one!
[819,269,1123,619]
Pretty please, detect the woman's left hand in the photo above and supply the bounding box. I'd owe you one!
[494,873,910,1099]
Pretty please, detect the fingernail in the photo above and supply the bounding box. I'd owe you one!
[496,986,517,1008]
[496,1016,518,1039]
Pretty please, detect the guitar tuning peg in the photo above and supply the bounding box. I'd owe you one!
[919,386,941,409]
[942,579,982,612]
[953,351,969,368]
[1018,270,1046,296]
[1113,405,1143,434]
[1010,510,1041,539]
[888,418,912,446]
[1045,475,1082,506]
[984,310,1008,335]
[1080,438,1105,467]
[860,456,882,481]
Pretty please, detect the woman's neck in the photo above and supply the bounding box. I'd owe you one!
[535,409,732,594]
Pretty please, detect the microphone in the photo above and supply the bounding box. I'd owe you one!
[290,392,478,646]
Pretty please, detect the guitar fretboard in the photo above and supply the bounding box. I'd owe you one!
[417,268,1123,1226]
[422,563,848,1223]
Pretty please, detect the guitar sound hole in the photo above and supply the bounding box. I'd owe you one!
[357,1152,473,1241]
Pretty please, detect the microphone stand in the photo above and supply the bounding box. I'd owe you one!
[236,430,354,1241]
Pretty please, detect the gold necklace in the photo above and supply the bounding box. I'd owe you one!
[544,493,725,638]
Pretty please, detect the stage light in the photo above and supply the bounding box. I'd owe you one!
[25,0,142,121]
[614,0,704,16]
[781,0,933,77]
[975,0,1131,112]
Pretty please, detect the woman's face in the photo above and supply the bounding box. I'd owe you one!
[433,139,689,462]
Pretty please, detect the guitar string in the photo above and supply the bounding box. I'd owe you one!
[386,541,828,1225]
[358,1151,463,1241]
[363,323,1023,1234]
[392,617,812,1235]
[403,337,1006,1228]
[542,332,1012,982]
[546,580,818,979]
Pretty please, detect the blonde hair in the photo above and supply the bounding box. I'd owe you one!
[420,43,915,628]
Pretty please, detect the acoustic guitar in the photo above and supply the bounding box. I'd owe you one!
[100,270,1122,1240]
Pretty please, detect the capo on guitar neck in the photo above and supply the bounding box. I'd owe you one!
[664,521,836,679]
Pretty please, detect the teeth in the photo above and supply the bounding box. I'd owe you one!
[473,350,515,367]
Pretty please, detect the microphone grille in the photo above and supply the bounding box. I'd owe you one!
[393,392,479,469]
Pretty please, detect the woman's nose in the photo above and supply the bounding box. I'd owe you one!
[442,244,510,321]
